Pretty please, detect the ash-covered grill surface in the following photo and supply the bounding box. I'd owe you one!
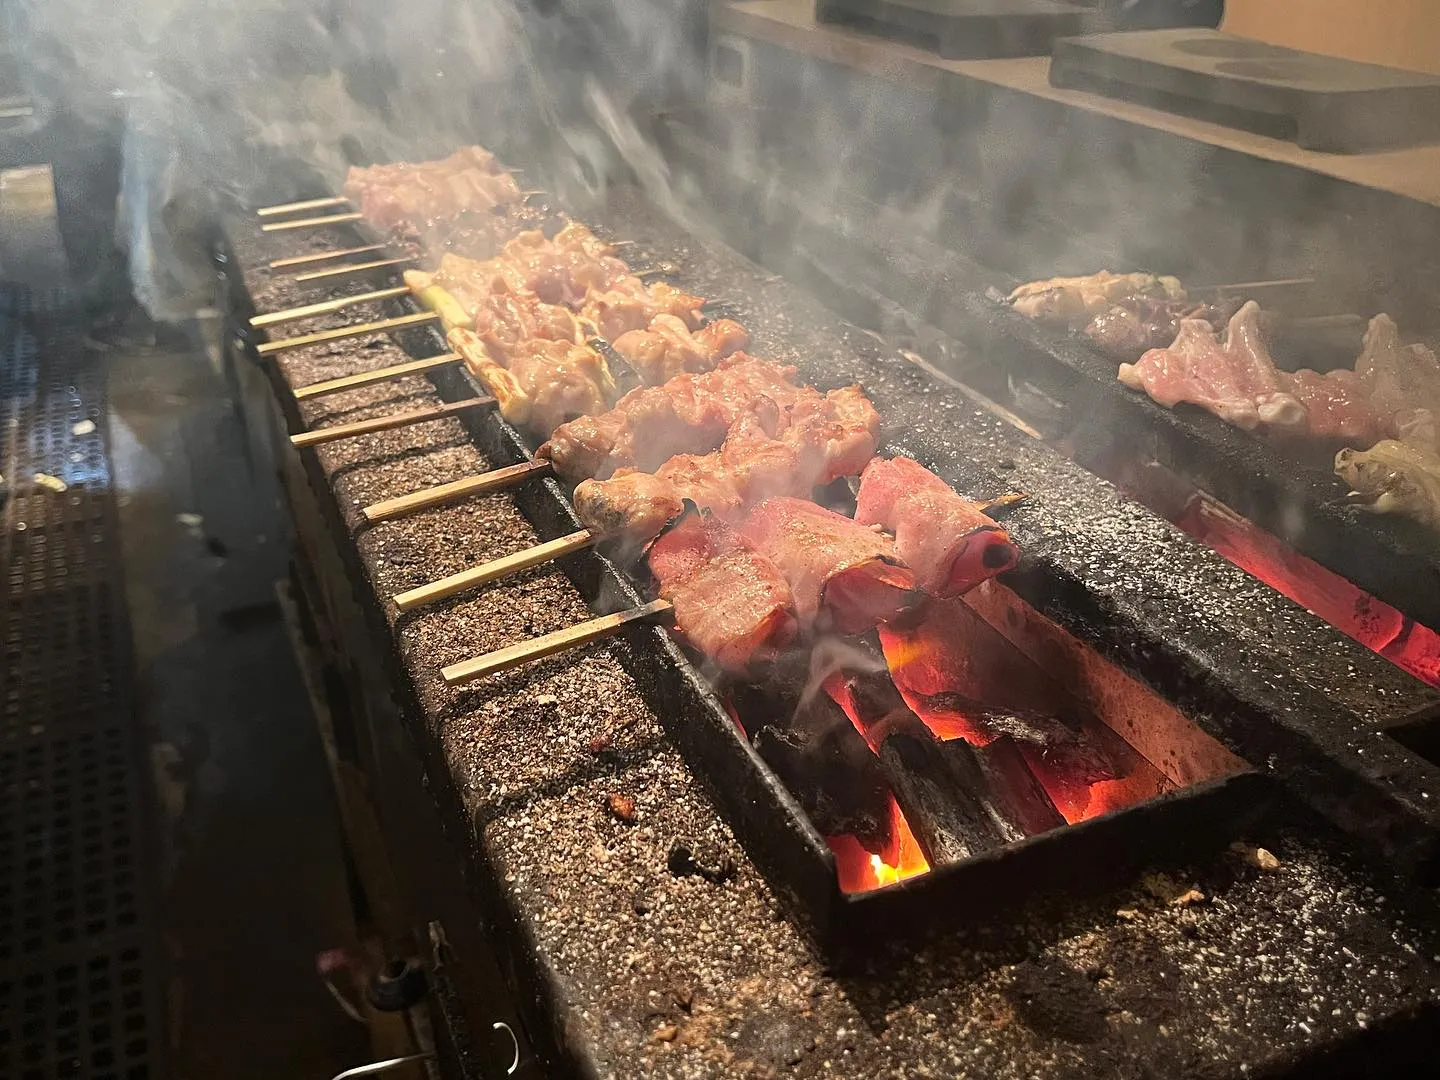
[227,187,1440,1076]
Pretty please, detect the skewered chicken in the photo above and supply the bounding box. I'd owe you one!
[1008,271,1185,324]
[572,385,880,551]
[740,497,916,635]
[611,314,750,384]
[343,146,521,235]
[449,327,613,433]
[581,279,706,341]
[540,355,802,480]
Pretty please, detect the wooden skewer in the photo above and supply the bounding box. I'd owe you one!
[269,244,388,270]
[257,195,352,217]
[393,529,594,612]
[294,352,461,401]
[293,257,414,284]
[261,211,365,232]
[362,460,553,523]
[257,310,440,356]
[1191,277,1317,293]
[291,397,493,449]
[441,599,674,685]
[250,286,410,329]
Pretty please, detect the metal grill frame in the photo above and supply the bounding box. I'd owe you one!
[0,285,166,1080]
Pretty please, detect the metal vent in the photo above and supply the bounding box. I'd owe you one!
[0,282,163,1080]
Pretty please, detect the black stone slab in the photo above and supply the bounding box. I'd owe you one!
[1051,28,1440,153]
[817,0,1097,60]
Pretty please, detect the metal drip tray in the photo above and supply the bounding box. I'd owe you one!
[0,285,164,1080]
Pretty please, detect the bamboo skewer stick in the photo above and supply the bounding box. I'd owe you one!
[291,397,493,449]
[294,352,461,401]
[362,460,552,523]
[1191,277,1317,293]
[257,195,352,217]
[293,257,414,284]
[393,530,594,612]
[270,244,388,270]
[250,286,410,329]
[261,211,365,232]
[257,311,439,356]
[441,600,674,685]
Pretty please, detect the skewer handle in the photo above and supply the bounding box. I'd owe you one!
[250,286,410,329]
[270,244,387,271]
[393,529,594,612]
[257,195,352,217]
[294,257,413,284]
[261,211,364,232]
[441,599,674,685]
[257,310,439,355]
[291,397,492,448]
[363,460,553,523]
[294,353,460,401]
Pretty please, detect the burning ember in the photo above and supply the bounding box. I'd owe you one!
[1175,495,1440,689]
[827,799,929,894]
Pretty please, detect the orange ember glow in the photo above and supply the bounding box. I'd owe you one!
[878,595,1183,825]
[828,797,930,894]
[1175,497,1440,689]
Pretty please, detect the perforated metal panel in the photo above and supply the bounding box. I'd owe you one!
[0,282,164,1080]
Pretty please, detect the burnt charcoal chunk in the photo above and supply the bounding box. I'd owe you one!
[752,723,892,854]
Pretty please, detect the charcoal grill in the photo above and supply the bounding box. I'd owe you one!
[208,134,1440,1071]
[224,165,1440,945]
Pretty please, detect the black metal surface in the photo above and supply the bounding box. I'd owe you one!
[0,285,166,1080]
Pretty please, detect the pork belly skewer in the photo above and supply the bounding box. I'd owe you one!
[362,354,800,523]
[441,505,801,685]
[394,385,880,611]
[855,456,1020,596]
[441,464,1021,687]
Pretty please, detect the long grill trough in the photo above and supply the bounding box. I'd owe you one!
[219,142,1440,1074]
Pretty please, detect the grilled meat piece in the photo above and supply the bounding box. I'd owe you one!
[1118,301,1307,433]
[611,314,750,384]
[1008,271,1185,324]
[581,279,706,340]
[1278,366,1393,446]
[572,386,881,552]
[1083,296,1243,359]
[1336,423,1440,529]
[855,456,1019,597]
[740,497,916,634]
[344,147,520,235]
[647,506,799,673]
[467,288,586,360]
[1355,313,1440,421]
[540,355,802,480]
[449,327,612,433]
[1120,301,1402,446]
